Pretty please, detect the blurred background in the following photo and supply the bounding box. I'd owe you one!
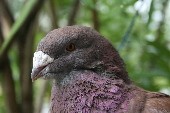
[0,0,170,113]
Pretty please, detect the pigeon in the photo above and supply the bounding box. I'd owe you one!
[31,26,170,113]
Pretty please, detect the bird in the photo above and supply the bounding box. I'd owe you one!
[31,25,170,113]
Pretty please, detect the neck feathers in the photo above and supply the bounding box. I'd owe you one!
[50,71,131,113]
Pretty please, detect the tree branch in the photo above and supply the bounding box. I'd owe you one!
[0,2,20,113]
[0,0,14,26]
[155,0,168,41]
[0,18,3,42]
[19,23,35,113]
[91,0,100,31]
[49,0,58,28]
[118,7,139,50]
[0,59,20,113]
[0,0,46,59]
[68,0,80,25]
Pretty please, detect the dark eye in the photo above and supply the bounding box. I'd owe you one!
[66,43,76,52]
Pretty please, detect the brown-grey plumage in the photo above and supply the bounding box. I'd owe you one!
[31,25,170,113]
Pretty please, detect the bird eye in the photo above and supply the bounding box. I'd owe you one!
[66,43,76,52]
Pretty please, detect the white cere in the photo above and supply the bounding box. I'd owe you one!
[33,51,54,68]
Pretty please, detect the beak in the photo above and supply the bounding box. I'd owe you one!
[31,51,54,82]
[31,65,47,82]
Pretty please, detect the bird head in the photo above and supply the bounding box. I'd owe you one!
[31,26,130,84]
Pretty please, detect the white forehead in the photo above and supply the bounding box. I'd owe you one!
[33,51,54,68]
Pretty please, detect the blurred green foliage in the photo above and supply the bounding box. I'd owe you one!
[0,0,170,112]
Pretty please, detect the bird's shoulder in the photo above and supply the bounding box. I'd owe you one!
[143,91,170,113]
[126,86,170,113]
